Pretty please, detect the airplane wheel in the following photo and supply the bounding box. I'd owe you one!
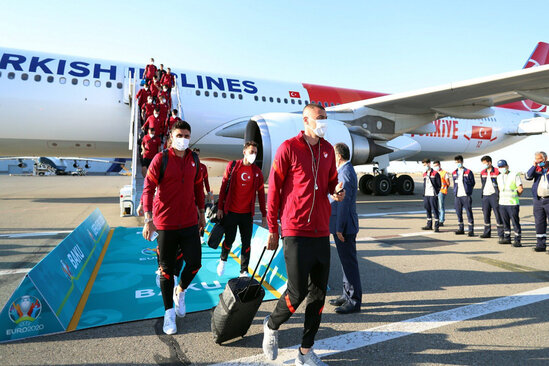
[373,174,391,196]
[359,174,374,194]
[38,172,45,176]
[397,175,415,195]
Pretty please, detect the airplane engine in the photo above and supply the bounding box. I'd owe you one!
[245,113,392,177]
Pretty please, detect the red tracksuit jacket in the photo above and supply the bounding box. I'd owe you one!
[218,159,267,217]
[136,88,151,107]
[161,73,175,88]
[268,131,338,237]
[143,148,205,230]
[145,64,157,80]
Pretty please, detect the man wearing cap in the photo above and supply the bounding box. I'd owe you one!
[525,151,549,252]
[496,160,523,246]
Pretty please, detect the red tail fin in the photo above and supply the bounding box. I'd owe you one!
[500,42,549,112]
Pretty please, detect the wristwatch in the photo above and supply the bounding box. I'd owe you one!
[144,217,154,224]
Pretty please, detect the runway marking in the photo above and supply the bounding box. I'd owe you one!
[67,228,114,331]
[469,256,549,282]
[212,285,549,365]
[357,206,533,218]
[0,230,71,238]
[0,268,32,276]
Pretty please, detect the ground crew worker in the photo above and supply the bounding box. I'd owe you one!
[422,159,441,232]
[192,148,213,203]
[525,151,549,252]
[433,161,449,226]
[262,103,345,365]
[329,143,362,315]
[161,67,175,95]
[480,155,504,240]
[142,120,205,335]
[144,58,157,84]
[452,155,475,236]
[216,141,267,277]
[496,160,523,246]
[141,127,162,177]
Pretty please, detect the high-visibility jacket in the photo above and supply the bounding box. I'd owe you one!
[497,171,521,206]
[439,169,450,194]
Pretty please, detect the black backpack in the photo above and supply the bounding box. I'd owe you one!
[157,149,200,184]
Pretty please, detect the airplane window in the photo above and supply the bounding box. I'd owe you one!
[320,101,324,106]
[331,103,335,106]
[254,96,258,101]
[205,91,210,97]
[195,90,200,96]
[284,98,288,104]
[106,81,112,88]
[213,91,218,97]
[230,93,235,99]
[291,99,295,104]
[94,80,101,87]
[117,82,123,89]
[72,78,78,85]
[60,77,66,84]
[8,72,15,79]
[311,100,315,104]
[222,92,227,98]
[0,71,2,78]
[276,98,281,103]
[269,97,274,102]
[298,100,302,105]
[21,73,29,81]
[83,79,90,86]
[262,96,266,102]
[238,94,243,100]
[46,75,54,83]
[34,75,41,82]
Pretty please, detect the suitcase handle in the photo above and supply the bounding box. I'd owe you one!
[242,246,277,300]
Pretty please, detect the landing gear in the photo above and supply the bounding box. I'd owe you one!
[358,167,414,196]
[396,175,414,195]
[359,174,374,194]
[373,174,391,195]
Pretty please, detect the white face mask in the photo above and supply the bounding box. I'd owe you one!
[149,133,155,138]
[433,166,440,171]
[153,113,159,118]
[500,167,508,174]
[172,137,189,151]
[246,153,257,164]
[312,119,328,138]
[424,165,431,172]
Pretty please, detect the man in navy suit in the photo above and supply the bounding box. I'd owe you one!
[329,143,362,314]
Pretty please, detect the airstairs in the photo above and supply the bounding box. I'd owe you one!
[120,70,183,216]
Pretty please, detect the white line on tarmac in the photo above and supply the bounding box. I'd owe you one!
[0,268,31,276]
[0,230,71,238]
[212,285,549,365]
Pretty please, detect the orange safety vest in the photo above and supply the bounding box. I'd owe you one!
[439,169,450,194]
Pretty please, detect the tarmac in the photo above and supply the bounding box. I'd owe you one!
[0,173,548,366]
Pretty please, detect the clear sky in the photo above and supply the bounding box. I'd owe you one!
[2,0,548,171]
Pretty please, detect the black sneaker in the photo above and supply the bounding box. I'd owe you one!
[500,238,511,244]
[513,242,522,247]
[422,226,432,231]
[439,222,444,227]
[455,230,465,235]
[480,233,491,238]
[434,227,440,233]
[533,247,547,252]
[468,232,475,237]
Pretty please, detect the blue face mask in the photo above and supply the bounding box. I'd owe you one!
[457,163,463,169]
[483,164,489,170]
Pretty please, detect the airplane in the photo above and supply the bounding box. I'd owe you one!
[1,42,549,199]
[0,157,129,176]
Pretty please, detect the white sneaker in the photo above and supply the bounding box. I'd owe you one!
[239,271,250,278]
[295,348,327,366]
[173,287,186,317]
[217,260,226,277]
[262,315,278,360]
[163,308,177,335]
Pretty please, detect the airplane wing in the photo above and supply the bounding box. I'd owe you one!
[329,64,549,137]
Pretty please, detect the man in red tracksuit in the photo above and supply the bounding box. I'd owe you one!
[161,67,176,95]
[159,86,171,111]
[142,107,162,135]
[141,96,155,122]
[144,58,157,84]
[150,76,161,101]
[142,120,205,335]
[262,104,345,365]
[141,127,162,177]
[157,97,170,137]
[167,109,182,134]
[136,84,151,109]
[215,141,267,277]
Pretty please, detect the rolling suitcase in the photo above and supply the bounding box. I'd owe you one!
[211,247,276,344]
